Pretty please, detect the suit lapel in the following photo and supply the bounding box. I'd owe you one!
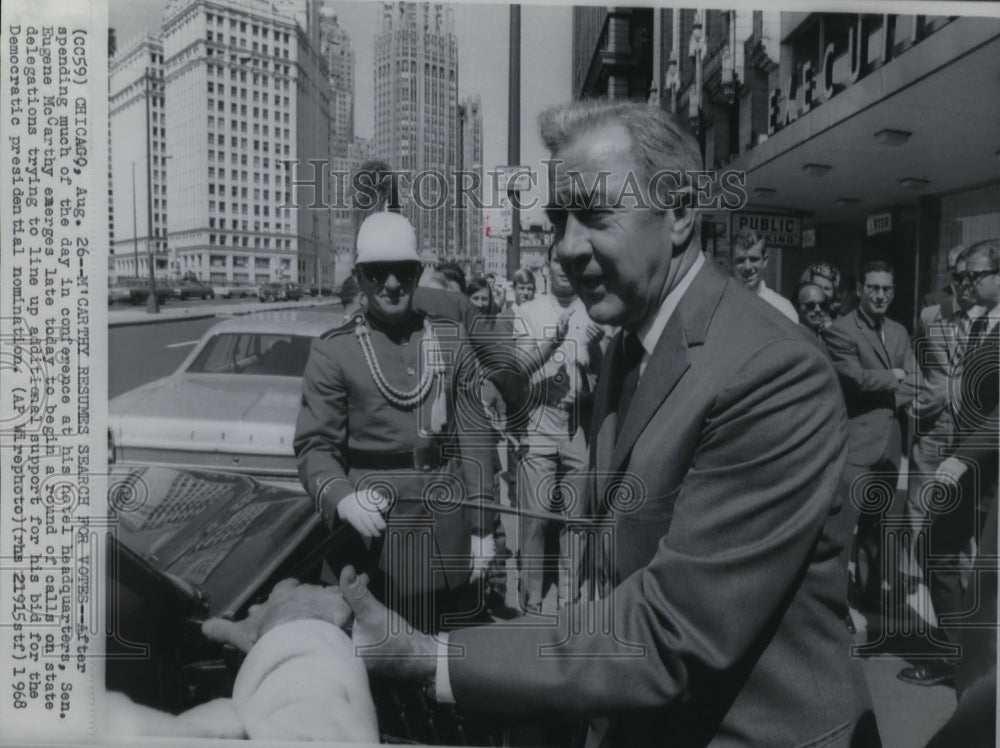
[609,318,689,473]
[590,261,724,502]
[854,311,891,368]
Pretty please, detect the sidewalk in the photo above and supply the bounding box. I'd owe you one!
[108,296,333,327]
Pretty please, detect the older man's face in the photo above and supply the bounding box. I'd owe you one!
[549,124,676,329]
[797,284,830,333]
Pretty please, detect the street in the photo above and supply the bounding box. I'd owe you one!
[108,298,340,398]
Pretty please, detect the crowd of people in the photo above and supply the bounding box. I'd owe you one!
[111,100,996,747]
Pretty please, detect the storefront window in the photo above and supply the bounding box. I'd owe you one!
[934,181,1000,294]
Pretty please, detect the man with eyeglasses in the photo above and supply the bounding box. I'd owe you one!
[897,245,983,687]
[922,239,999,745]
[294,211,498,633]
[825,260,919,626]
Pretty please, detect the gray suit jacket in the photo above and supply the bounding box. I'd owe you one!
[447,261,878,747]
[824,308,918,467]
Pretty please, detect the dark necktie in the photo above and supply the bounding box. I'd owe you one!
[967,314,989,350]
[616,333,644,435]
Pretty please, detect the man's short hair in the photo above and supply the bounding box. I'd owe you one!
[965,238,1000,266]
[435,261,467,293]
[538,100,701,208]
[731,228,766,256]
[860,260,895,281]
[512,267,536,288]
[795,281,829,305]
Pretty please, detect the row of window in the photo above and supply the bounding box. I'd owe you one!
[208,234,294,249]
[206,119,291,140]
[208,134,287,152]
[206,74,290,93]
[207,200,288,215]
[207,144,292,163]
[204,12,291,44]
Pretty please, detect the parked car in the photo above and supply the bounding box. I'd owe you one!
[109,278,173,306]
[105,462,328,712]
[108,311,340,479]
[319,284,336,297]
[211,283,256,299]
[257,282,287,303]
[285,283,304,301]
[172,279,215,300]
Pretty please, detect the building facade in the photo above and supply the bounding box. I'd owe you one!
[374,2,460,260]
[109,35,169,281]
[572,9,1000,327]
[109,0,334,287]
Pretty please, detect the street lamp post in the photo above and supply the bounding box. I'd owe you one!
[506,4,521,278]
[144,66,160,313]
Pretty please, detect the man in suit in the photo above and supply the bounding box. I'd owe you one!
[898,247,982,686]
[206,101,879,747]
[824,261,919,618]
[926,238,999,742]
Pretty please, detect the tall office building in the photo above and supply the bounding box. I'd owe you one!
[109,35,169,280]
[374,2,459,260]
[319,8,355,159]
[455,94,483,269]
[330,136,374,284]
[110,0,334,286]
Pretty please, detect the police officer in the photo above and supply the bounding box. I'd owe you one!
[294,212,497,632]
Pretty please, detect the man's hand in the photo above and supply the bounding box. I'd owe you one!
[337,487,390,540]
[936,456,968,485]
[340,566,437,680]
[468,534,497,582]
[202,579,352,653]
[583,322,605,346]
[553,308,574,343]
[892,367,907,381]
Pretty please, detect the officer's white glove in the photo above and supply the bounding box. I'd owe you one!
[337,488,391,541]
[469,534,497,582]
[935,456,968,485]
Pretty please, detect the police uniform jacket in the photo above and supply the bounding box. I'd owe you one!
[294,311,496,591]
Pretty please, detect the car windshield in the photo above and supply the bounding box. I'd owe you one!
[186,333,314,377]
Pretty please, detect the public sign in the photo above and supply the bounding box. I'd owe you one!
[731,212,802,248]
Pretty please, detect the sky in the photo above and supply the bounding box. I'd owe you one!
[108,0,573,223]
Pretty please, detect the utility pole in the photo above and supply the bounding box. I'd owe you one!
[144,67,160,313]
[131,162,139,278]
[506,4,521,278]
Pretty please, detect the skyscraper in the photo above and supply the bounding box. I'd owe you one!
[374,2,459,260]
[456,94,483,269]
[108,0,334,287]
[319,8,355,159]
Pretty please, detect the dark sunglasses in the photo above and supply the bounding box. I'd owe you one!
[955,268,998,286]
[358,262,422,287]
[799,301,829,311]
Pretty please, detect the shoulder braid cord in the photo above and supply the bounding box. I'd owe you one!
[354,317,449,433]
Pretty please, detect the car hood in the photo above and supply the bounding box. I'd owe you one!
[109,464,322,617]
[109,375,302,456]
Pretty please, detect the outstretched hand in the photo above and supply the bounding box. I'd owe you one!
[202,578,352,653]
[339,566,438,681]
